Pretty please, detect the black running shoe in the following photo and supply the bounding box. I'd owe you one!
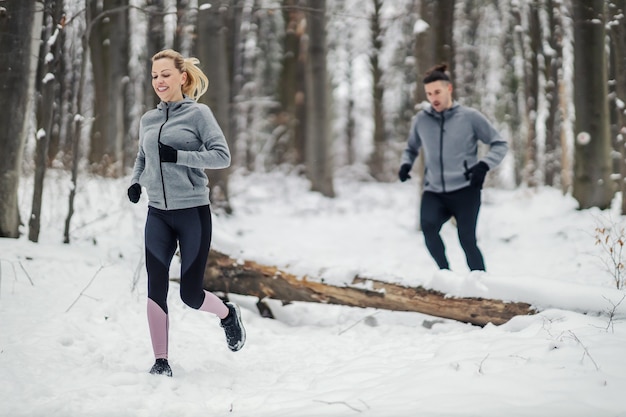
[149,358,172,377]
[220,303,246,352]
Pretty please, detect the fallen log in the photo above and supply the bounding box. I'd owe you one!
[204,250,536,326]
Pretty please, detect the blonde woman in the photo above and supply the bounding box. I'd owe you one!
[128,49,245,377]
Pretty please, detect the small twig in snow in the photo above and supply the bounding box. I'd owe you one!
[338,311,380,335]
[568,331,600,371]
[131,254,144,293]
[70,209,124,234]
[65,265,105,313]
[313,399,366,413]
[18,261,34,286]
[478,354,490,374]
[602,294,626,332]
[0,259,33,299]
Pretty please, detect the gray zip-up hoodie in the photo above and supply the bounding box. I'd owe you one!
[130,98,231,210]
[401,103,508,193]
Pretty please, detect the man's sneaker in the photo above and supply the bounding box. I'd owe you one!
[220,302,246,352]
[149,358,172,377]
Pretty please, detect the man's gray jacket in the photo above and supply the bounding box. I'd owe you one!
[401,103,508,193]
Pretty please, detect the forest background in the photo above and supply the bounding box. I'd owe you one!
[0,0,624,243]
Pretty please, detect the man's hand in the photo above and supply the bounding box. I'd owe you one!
[464,161,489,189]
[398,164,412,182]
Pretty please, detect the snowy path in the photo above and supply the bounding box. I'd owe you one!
[1,173,625,416]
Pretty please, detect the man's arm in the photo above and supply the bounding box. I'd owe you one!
[473,110,508,169]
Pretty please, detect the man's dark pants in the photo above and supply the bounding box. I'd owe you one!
[420,186,485,271]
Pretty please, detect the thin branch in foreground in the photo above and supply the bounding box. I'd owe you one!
[0,259,33,299]
[478,353,490,375]
[603,294,626,332]
[131,257,143,293]
[338,311,380,335]
[568,331,600,371]
[313,399,368,413]
[65,265,105,313]
[18,261,35,286]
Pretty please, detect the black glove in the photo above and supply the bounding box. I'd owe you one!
[159,142,178,163]
[398,163,412,182]
[464,161,489,189]
[127,183,141,203]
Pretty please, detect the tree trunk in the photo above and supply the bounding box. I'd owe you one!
[30,0,63,243]
[228,0,246,167]
[0,0,37,238]
[415,0,455,88]
[523,1,541,187]
[572,0,613,209]
[412,0,455,228]
[88,0,129,177]
[543,0,564,188]
[203,250,535,327]
[455,0,479,104]
[197,0,233,213]
[368,0,387,181]
[506,1,526,186]
[174,0,195,57]
[145,0,165,111]
[558,0,573,192]
[305,0,334,197]
[46,2,66,166]
[64,5,92,244]
[608,1,626,214]
[415,1,432,105]
[277,0,306,165]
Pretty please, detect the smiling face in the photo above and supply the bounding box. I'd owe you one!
[424,80,453,113]
[151,58,187,103]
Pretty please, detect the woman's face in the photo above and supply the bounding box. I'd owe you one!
[151,58,187,103]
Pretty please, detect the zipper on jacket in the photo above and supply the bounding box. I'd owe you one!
[439,113,446,192]
[157,104,170,209]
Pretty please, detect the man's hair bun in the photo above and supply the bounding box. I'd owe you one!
[423,63,451,84]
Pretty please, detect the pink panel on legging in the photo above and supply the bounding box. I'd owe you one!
[199,290,229,319]
[147,298,169,359]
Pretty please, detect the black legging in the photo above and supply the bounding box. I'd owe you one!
[420,186,485,271]
[145,205,212,313]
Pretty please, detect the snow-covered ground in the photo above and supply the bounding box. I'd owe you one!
[1,170,625,416]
